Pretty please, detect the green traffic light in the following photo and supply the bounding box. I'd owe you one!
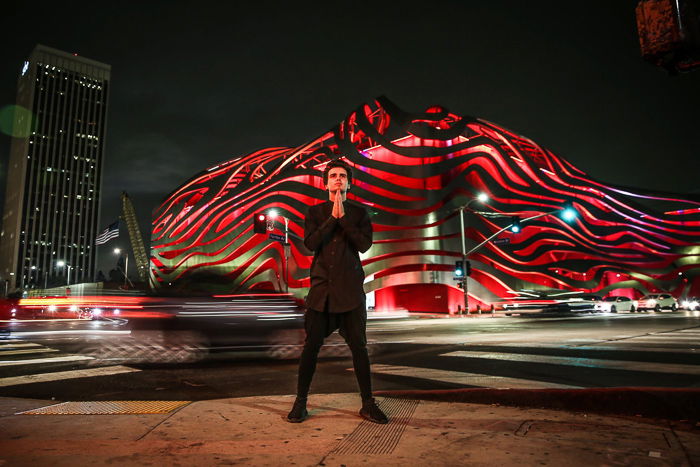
[510,216,521,233]
[561,203,577,222]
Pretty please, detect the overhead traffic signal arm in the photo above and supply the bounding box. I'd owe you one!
[465,203,578,257]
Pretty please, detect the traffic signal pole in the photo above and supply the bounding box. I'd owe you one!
[459,206,469,314]
[255,211,301,294]
[284,217,290,293]
[455,202,576,315]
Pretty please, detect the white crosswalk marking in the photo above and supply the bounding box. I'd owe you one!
[368,364,581,389]
[0,342,43,349]
[0,339,140,387]
[0,365,140,387]
[621,336,699,341]
[567,329,699,353]
[0,339,81,367]
[366,328,700,389]
[0,355,94,366]
[590,345,699,353]
[0,348,59,356]
[440,351,700,375]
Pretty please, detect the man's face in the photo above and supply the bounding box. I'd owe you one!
[326,167,349,195]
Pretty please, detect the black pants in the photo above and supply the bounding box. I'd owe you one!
[296,303,372,401]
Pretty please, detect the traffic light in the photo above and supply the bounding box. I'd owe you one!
[510,216,521,233]
[465,260,472,276]
[253,212,267,234]
[560,202,577,222]
[454,260,464,278]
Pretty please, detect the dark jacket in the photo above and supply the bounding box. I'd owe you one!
[304,200,373,313]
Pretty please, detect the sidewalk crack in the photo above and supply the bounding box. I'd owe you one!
[667,422,695,467]
[135,402,191,441]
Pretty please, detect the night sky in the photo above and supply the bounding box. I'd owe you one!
[1,1,699,276]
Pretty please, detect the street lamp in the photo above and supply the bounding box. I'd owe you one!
[56,260,72,286]
[114,248,129,289]
[458,193,489,314]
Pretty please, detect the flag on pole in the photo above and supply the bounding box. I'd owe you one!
[96,221,119,245]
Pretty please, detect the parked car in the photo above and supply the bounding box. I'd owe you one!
[595,296,638,313]
[681,297,699,311]
[637,293,678,312]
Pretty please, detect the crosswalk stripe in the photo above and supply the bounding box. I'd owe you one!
[590,345,699,353]
[0,365,140,387]
[440,351,700,375]
[625,336,699,341]
[368,364,581,389]
[0,348,59,356]
[0,355,94,367]
[0,342,43,349]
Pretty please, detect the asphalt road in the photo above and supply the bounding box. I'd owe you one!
[1,311,698,402]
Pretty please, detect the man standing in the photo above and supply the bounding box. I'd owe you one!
[287,159,388,424]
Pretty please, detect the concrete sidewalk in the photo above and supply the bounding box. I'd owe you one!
[1,390,698,466]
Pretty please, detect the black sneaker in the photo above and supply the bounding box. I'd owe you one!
[286,398,308,423]
[359,398,388,424]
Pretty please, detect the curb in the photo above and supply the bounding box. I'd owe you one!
[374,387,700,421]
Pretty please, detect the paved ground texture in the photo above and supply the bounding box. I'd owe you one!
[1,390,699,466]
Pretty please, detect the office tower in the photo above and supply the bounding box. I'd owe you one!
[0,45,110,293]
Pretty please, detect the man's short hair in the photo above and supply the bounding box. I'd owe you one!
[322,159,353,185]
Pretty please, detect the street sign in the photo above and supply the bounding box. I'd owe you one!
[269,233,287,243]
[493,237,511,245]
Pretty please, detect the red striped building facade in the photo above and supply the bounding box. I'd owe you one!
[150,98,700,312]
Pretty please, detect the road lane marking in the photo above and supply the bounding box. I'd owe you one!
[367,364,581,389]
[441,351,700,375]
[0,365,139,387]
[0,355,94,367]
